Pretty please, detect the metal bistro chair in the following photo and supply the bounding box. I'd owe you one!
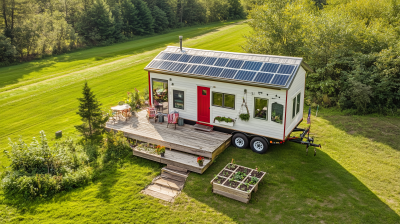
[147,107,158,123]
[167,111,179,130]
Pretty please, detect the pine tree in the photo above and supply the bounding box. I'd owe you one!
[121,0,138,36]
[75,81,108,140]
[152,6,169,33]
[131,0,154,35]
[111,4,125,40]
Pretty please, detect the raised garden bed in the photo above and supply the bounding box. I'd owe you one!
[210,163,266,203]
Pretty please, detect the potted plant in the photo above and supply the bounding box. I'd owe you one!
[197,156,204,166]
[214,116,235,127]
[156,145,166,157]
[239,113,250,121]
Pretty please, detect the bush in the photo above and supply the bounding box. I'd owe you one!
[1,131,93,199]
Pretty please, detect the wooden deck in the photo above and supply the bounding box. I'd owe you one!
[106,110,232,174]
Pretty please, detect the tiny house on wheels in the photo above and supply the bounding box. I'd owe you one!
[144,37,320,154]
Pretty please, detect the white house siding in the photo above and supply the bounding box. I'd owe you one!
[285,66,306,139]
[150,72,288,140]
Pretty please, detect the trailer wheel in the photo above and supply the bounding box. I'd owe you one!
[250,137,268,154]
[232,133,249,149]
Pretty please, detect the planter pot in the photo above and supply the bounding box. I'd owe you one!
[198,160,204,166]
[160,152,165,157]
[178,117,184,126]
[214,120,234,127]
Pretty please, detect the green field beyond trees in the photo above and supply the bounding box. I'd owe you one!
[0,21,399,223]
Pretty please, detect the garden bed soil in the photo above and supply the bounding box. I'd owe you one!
[213,176,226,184]
[250,170,265,178]
[244,176,259,185]
[237,184,253,192]
[219,169,233,177]
[226,164,237,171]
[223,180,240,189]
[236,166,252,175]
[232,171,247,181]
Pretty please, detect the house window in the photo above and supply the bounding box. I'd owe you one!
[254,98,269,120]
[173,90,184,110]
[212,92,235,109]
[292,92,301,118]
[271,102,284,124]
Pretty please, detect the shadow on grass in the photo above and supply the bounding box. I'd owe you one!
[0,20,242,90]
[320,114,400,151]
[183,144,400,223]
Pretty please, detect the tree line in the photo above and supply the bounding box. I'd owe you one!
[0,0,245,64]
[245,0,400,115]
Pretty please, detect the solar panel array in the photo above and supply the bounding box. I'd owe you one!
[146,52,299,87]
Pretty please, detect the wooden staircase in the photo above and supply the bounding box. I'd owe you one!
[142,165,189,202]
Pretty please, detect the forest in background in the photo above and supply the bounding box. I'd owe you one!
[0,0,245,63]
[245,0,400,115]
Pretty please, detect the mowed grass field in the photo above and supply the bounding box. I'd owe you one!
[0,21,399,223]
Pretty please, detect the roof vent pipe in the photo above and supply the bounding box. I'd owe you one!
[179,36,183,52]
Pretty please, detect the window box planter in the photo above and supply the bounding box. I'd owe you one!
[214,120,234,127]
[210,163,266,203]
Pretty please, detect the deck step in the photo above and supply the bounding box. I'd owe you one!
[167,164,187,173]
[194,124,213,132]
[161,172,186,182]
[154,177,185,190]
[142,184,180,202]
[162,167,189,179]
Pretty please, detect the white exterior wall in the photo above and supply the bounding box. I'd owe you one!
[285,66,306,138]
[150,72,288,140]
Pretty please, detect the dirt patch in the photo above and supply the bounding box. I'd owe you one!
[250,170,265,178]
[237,183,253,192]
[224,179,240,189]
[236,166,252,175]
[218,169,232,178]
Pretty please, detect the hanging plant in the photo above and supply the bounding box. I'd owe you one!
[239,113,250,121]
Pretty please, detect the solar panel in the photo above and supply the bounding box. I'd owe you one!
[277,64,296,74]
[219,69,238,79]
[253,72,274,83]
[194,65,210,75]
[241,61,263,71]
[202,57,217,65]
[235,70,257,81]
[270,74,289,85]
[147,60,162,69]
[167,53,182,61]
[158,61,173,70]
[157,52,171,60]
[182,65,192,73]
[170,63,186,72]
[214,58,229,67]
[176,63,187,72]
[205,67,223,77]
[226,59,244,69]
[260,63,279,73]
[177,54,192,62]
[188,56,206,64]
[186,65,198,74]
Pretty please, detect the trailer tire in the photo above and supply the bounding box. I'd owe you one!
[250,137,268,154]
[232,133,249,149]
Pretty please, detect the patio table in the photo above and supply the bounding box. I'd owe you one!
[111,104,131,121]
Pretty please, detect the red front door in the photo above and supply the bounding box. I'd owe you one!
[197,86,210,123]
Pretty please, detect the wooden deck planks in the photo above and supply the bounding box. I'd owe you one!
[106,110,231,158]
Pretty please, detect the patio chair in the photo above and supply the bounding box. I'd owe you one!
[147,107,158,123]
[167,111,179,130]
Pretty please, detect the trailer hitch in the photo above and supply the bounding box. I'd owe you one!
[288,125,322,156]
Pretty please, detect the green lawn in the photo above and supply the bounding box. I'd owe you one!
[0,21,399,223]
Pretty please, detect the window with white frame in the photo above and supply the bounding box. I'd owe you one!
[292,92,301,118]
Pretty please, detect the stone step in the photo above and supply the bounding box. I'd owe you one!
[162,167,189,179]
[153,178,184,191]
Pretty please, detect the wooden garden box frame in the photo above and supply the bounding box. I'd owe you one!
[210,163,266,203]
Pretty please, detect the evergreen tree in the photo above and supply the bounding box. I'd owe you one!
[228,0,245,20]
[121,0,138,36]
[77,0,115,44]
[152,6,169,33]
[75,81,108,140]
[111,4,125,40]
[131,0,154,35]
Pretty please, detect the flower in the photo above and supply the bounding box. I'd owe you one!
[197,156,204,163]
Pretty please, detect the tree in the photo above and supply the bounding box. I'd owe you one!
[228,0,244,20]
[120,0,138,36]
[75,81,108,140]
[152,5,168,33]
[111,4,125,40]
[0,33,16,64]
[131,0,154,35]
[77,0,115,44]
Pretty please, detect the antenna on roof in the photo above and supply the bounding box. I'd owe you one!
[179,36,183,52]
